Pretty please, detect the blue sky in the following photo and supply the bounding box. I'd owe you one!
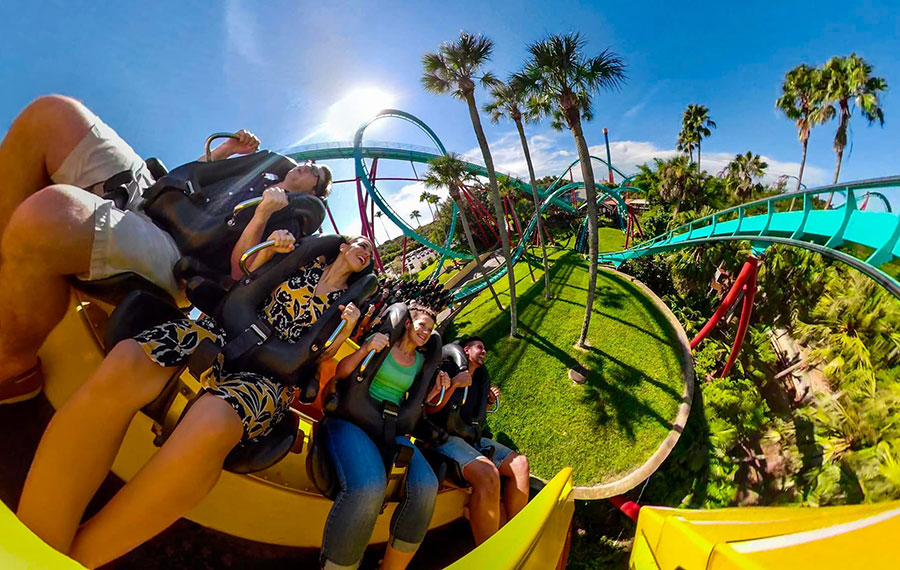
[1,0,897,241]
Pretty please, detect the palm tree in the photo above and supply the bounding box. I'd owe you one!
[720,151,768,201]
[679,104,716,173]
[419,190,437,219]
[776,64,834,192]
[485,79,552,297]
[374,210,389,240]
[821,54,887,189]
[656,156,696,217]
[427,192,441,214]
[422,31,518,336]
[423,154,503,310]
[409,209,422,227]
[515,32,626,347]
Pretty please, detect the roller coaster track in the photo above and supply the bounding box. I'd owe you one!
[286,109,646,300]
[597,176,900,299]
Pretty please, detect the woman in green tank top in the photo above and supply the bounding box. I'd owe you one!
[323,307,450,569]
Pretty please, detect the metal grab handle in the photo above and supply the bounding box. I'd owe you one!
[357,349,377,377]
[205,132,240,163]
[460,386,468,405]
[425,384,447,407]
[487,397,501,414]
[239,240,276,276]
[228,196,264,226]
[323,319,347,350]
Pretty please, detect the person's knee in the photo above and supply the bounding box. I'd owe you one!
[2,184,92,257]
[183,396,244,452]
[84,340,164,405]
[508,453,530,481]
[16,95,89,137]
[465,459,500,496]
[342,466,387,507]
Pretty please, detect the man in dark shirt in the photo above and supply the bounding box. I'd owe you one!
[426,336,531,544]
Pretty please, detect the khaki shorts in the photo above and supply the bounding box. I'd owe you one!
[51,111,183,300]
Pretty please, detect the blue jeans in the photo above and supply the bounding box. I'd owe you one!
[320,419,439,569]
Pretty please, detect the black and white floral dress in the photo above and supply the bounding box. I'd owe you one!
[135,258,344,441]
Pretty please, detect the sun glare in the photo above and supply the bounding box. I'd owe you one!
[325,87,395,139]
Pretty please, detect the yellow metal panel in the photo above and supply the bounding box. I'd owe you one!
[632,502,900,570]
[0,500,85,569]
[714,506,900,570]
[630,534,661,570]
[445,468,575,569]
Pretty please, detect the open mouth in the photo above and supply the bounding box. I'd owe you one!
[356,253,367,265]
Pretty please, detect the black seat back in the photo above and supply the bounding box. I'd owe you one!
[224,411,301,474]
[104,290,186,351]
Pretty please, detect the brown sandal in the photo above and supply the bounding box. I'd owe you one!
[0,359,43,405]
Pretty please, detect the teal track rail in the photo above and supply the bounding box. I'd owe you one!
[284,109,648,300]
[451,185,572,300]
[597,176,900,299]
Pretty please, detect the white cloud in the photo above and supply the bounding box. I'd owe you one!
[467,131,828,188]
[224,0,263,64]
[357,181,450,246]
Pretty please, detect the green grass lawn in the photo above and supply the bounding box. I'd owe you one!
[446,244,685,487]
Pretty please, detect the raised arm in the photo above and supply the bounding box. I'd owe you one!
[230,187,290,280]
[426,368,471,414]
[334,332,389,381]
[318,303,363,363]
[197,129,260,162]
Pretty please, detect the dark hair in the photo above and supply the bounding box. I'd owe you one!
[460,336,485,349]
[315,164,333,199]
[335,235,375,285]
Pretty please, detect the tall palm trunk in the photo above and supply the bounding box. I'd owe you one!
[451,189,503,311]
[464,92,518,336]
[570,120,599,348]
[515,117,552,299]
[827,100,851,208]
[697,142,701,175]
[797,136,808,192]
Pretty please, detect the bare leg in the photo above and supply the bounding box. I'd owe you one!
[0,95,96,235]
[0,185,96,379]
[381,544,416,570]
[17,340,175,553]
[69,393,243,568]
[498,453,530,523]
[462,457,501,544]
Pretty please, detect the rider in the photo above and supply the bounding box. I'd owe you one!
[0,95,332,404]
[425,336,531,544]
[17,234,372,569]
[319,303,449,570]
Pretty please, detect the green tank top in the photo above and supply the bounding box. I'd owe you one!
[369,350,424,405]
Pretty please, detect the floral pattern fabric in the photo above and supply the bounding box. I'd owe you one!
[134,259,345,442]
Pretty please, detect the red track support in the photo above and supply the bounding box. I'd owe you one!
[721,264,757,377]
[608,495,641,521]
[325,202,340,233]
[690,256,759,377]
[356,158,384,272]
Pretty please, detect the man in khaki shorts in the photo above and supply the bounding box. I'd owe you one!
[0,95,330,404]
